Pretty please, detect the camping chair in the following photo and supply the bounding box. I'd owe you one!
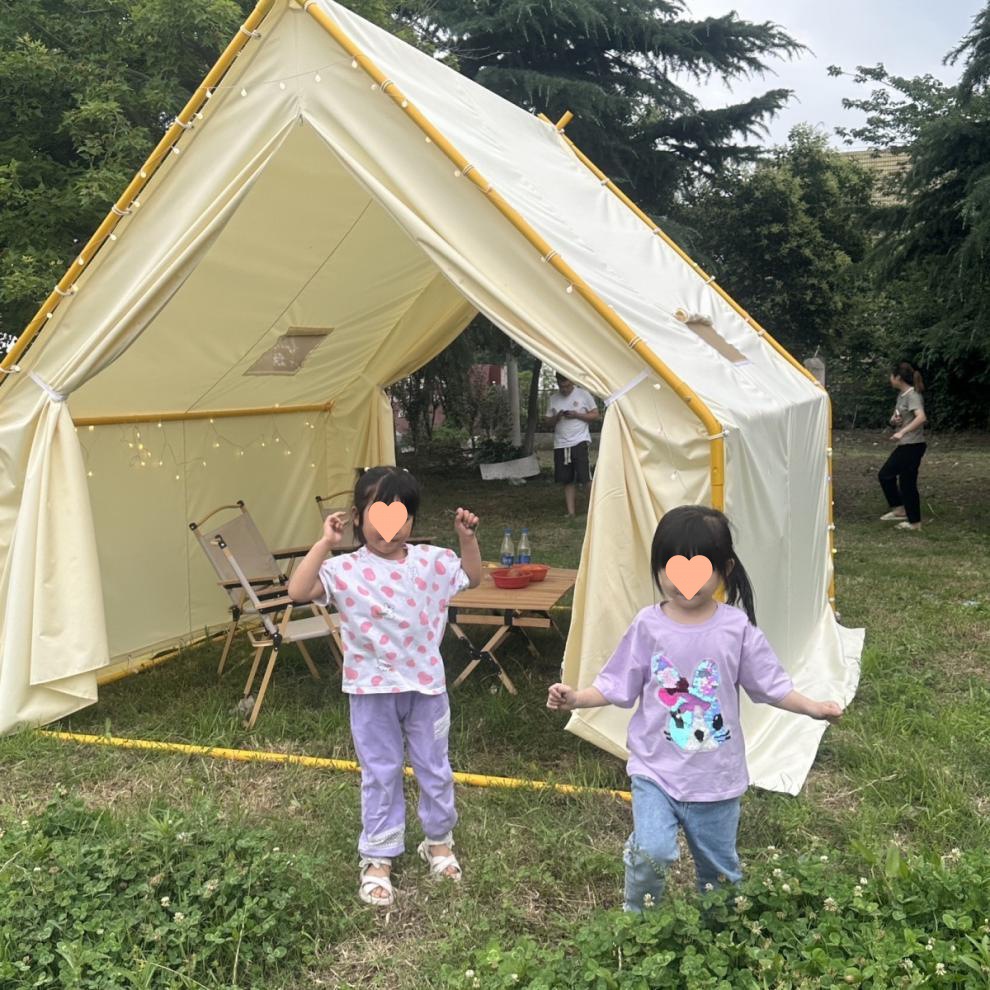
[189,500,309,676]
[215,534,343,729]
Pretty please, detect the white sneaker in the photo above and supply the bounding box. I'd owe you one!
[880,510,907,522]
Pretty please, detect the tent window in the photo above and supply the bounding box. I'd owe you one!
[675,310,748,365]
[244,328,331,376]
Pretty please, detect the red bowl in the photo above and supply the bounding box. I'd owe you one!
[491,568,532,589]
[515,564,549,582]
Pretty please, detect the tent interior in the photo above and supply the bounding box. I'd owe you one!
[0,0,863,790]
[71,121,480,664]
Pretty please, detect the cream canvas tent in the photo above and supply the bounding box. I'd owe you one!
[0,0,863,792]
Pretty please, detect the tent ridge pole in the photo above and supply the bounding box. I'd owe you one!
[302,4,725,510]
[553,125,836,606]
[0,0,278,385]
[73,400,334,428]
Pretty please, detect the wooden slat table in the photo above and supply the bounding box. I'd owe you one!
[447,563,578,694]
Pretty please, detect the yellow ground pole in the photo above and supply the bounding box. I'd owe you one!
[0,0,277,382]
[548,113,838,605]
[41,730,632,803]
[301,3,726,510]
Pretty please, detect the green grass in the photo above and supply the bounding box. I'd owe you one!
[1,431,988,988]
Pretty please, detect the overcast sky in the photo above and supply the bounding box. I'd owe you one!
[679,0,984,148]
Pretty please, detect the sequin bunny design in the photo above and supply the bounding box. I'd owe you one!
[651,654,731,752]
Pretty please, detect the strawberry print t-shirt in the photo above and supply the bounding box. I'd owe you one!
[317,544,470,696]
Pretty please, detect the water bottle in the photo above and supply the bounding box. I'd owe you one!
[500,528,515,567]
[517,528,531,564]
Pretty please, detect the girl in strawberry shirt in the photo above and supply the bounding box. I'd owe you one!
[289,466,481,907]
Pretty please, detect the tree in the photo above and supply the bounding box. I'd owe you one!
[393,0,803,211]
[682,126,875,359]
[829,1,990,428]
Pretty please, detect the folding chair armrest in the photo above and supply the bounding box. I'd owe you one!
[254,595,297,613]
[218,577,286,592]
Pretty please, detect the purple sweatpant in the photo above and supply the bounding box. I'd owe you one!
[349,691,457,859]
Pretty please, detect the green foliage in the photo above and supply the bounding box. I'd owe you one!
[683,126,875,359]
[393,0,804,210]
[452,847,990,989]
[0,793,326,989]
[828,2,990,429]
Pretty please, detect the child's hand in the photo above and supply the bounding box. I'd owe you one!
[814,700,844,723]
[454,507,479,539]
[321,511,347,548]
[547,683,577,711]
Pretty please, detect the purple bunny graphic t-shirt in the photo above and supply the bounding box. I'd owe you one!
[592,603,793,801]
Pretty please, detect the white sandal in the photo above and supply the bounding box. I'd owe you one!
[417,839,462,882]
[358,857,395,907]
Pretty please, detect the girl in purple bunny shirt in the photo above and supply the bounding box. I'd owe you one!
[290,466,481,908]
[548,505,843,912]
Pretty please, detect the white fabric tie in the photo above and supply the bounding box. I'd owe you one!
[29,371,66,403]
[604,369,649,407]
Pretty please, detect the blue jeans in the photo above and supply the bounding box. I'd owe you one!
[623,775,742,912]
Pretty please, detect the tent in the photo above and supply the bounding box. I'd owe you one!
[0,0,863,791]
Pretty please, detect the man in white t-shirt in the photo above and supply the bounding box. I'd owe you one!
[546,373,600,517]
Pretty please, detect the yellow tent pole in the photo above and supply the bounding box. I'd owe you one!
[0,0,277,383]
[74,400,333,428]
[302,4,725,509]
[41,730,632,802]
[549,112,837,605]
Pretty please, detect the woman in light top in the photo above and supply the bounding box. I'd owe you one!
[878,361,927,532]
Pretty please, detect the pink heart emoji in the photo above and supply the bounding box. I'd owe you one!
[360,621,372,633]
[371,675,384,686]
[345,597,355,607]
[434,560,447,575]
[334,576,348,591]
[404,635,414,647]
[391,571,402,581]
[382,586,394,598]
[363,567,376,581]
[417,672,434,685]
[367,501,408,542]
[665,555,714,600]
[343,667,359,681]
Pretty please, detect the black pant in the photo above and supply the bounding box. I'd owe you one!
[878,443,927,523]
